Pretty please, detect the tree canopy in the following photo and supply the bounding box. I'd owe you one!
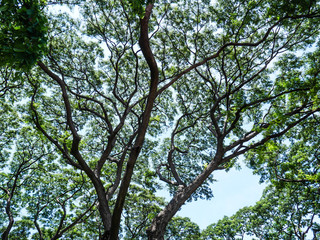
[1,0,320,239]
[0,0,47,69]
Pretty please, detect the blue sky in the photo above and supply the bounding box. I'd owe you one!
[176,162,267,230]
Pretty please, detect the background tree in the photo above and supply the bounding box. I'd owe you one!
[1,0,320,239]
[201,214,247,240]
[201,183,320,240]
[165,217,200,240]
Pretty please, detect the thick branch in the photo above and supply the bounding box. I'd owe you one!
[147,139,224,239]
[222,108,319,163]
[36,61,112,231]
[37,61,81,155]
[109,3,159,239]
[157,13,320,96]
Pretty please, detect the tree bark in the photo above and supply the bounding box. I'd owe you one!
[147,149,223,239]
[1,195,14,240]
[108,4,159,239]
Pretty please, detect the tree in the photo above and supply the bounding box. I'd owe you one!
[164,216,200,240]
[1,0,320,239]
[201,214,247,240]
[201,183,320,240]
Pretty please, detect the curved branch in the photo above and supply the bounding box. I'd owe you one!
[109,3,160,239]
[37,61,82,160]
[156,13,320,96]
[156,164,179,186]
[29,81,82,170]
[36,62,112,231]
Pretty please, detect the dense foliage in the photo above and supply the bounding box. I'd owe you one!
[1,0,320,239]
[202,183,320,239]
[0,0,47,69]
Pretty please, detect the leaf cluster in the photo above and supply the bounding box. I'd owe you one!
[0,0,48,70]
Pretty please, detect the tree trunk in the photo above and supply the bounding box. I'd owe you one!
[108,3,159,239]
[147,154,223,239]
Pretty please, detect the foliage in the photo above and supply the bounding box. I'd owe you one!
[1,0,320,239]
[201,183,320,240]
[165,216,201,240]
[128,0,155,18]
[121,185,166,239]
[246,43,320,185]
[0,0,48,70]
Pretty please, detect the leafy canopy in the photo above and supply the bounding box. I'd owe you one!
[1,0,320,239]
[0,0,47,70]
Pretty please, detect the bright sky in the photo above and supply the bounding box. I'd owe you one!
[176,161,267,230]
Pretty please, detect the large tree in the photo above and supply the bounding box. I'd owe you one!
[1,0,320,239]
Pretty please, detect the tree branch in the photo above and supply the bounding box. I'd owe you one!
[109,3,160,239]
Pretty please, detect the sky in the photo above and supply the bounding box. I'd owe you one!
[172,161,267,230]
